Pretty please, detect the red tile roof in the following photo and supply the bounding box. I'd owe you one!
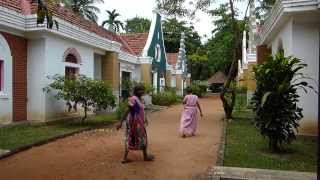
[0,1,152,57]
[0,0,131,53]
[167,53,178,68]
[120,33,149,55]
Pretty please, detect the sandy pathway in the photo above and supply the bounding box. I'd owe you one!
[0,95,223,180]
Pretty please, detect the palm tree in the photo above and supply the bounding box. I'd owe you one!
[63,0,103,23]
[101,9,124,32]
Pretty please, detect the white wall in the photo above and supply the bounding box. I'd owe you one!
[26,34,96,121]
[292,19,319,135]
[0,33,13,124]
[44,35,95,120]
[27,38,47,122]
[270,18,293,55]
[267,16,319,135]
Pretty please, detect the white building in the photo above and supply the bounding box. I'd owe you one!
[258,0,320,135]
[0,1,163,124]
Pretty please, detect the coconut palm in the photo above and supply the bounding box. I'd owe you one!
[64,0,103,23]
[101,9,124,32]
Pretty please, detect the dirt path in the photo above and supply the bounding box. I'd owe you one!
[0,95,224,180]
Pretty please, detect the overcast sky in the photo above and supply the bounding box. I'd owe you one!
[95,0,247,43]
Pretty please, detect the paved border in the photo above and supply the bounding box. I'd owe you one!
[216,116,226,166]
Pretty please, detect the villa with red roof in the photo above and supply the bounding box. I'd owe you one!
[0,0,170,124]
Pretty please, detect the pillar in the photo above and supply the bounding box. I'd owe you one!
[247,62,257,105]
[102,51,120,99]
[257,45,271,65]
[176,74,183,96]
[165,70,172,88]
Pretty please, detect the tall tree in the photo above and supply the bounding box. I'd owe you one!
[64,0,103,23]
[163,18,201,55]
[125,17,151,33]
[101,9,124,32]
[156,0,244,119]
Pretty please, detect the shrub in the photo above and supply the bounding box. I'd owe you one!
[116,100,128,120]
[152,91,181,106]
[189,81,208,97]
[251,53,315,152]
[44,75,116,120]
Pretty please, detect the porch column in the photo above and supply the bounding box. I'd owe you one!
[140,57,152,85]
[176,71,183,96]
[165,70,172,88]
[257,45,271,65]
[102,51,120,99]
[247,62,257,105]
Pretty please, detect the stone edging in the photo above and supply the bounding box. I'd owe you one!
[216,116,227,166]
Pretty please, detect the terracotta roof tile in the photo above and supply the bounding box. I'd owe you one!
[166,53,178,68]
[0,0,130,53]
[120,33,149,56]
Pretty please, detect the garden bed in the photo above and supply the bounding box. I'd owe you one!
[0,114,117,151]
[223,110,317,172]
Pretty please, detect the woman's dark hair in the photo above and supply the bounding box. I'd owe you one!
[133,84,145,96]
[186,86,192,94]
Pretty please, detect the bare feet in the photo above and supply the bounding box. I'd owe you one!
[121,159,132,164]
[144,154,155,161]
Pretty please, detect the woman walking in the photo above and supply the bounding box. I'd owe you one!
[180,87,203,138]
[116,85,154,163]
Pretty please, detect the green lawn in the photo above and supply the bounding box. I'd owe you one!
[224,110,317,172]
[0,114,117,150]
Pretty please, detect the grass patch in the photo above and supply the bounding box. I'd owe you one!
[224,110,317,172]
[0,114,117,150]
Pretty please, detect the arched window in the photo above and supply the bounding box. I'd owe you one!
[65,54,78,64]
[63,48,81,79]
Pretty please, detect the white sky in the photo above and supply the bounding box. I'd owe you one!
[96,0,247,43]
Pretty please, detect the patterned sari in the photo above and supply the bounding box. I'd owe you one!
[125,96,147,150]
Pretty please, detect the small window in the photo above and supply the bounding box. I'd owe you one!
[65,54,78,64]
[0,61,3,91]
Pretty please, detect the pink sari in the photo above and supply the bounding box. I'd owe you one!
[179,94,199,136]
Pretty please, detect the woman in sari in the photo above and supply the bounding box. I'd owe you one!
[116,85,154,163]
[180,87,203,138]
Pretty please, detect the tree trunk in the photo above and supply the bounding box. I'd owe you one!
[220,0,239,120]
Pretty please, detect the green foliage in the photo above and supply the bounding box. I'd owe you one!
[43,75,116,120]
[152,91,181,106]
[255,0,276,22]
[251,53,315,152]
[33,0,59,29]
[206,4,245,74]
[163,18,201,55]
[116,100,128,120]
[102,9,124,32]
[121,79,133,99]
[187,48,210,80]
[188,81,208,97]
[155,0,214,18]
[63,0,103,23]
[125,17,151,33]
